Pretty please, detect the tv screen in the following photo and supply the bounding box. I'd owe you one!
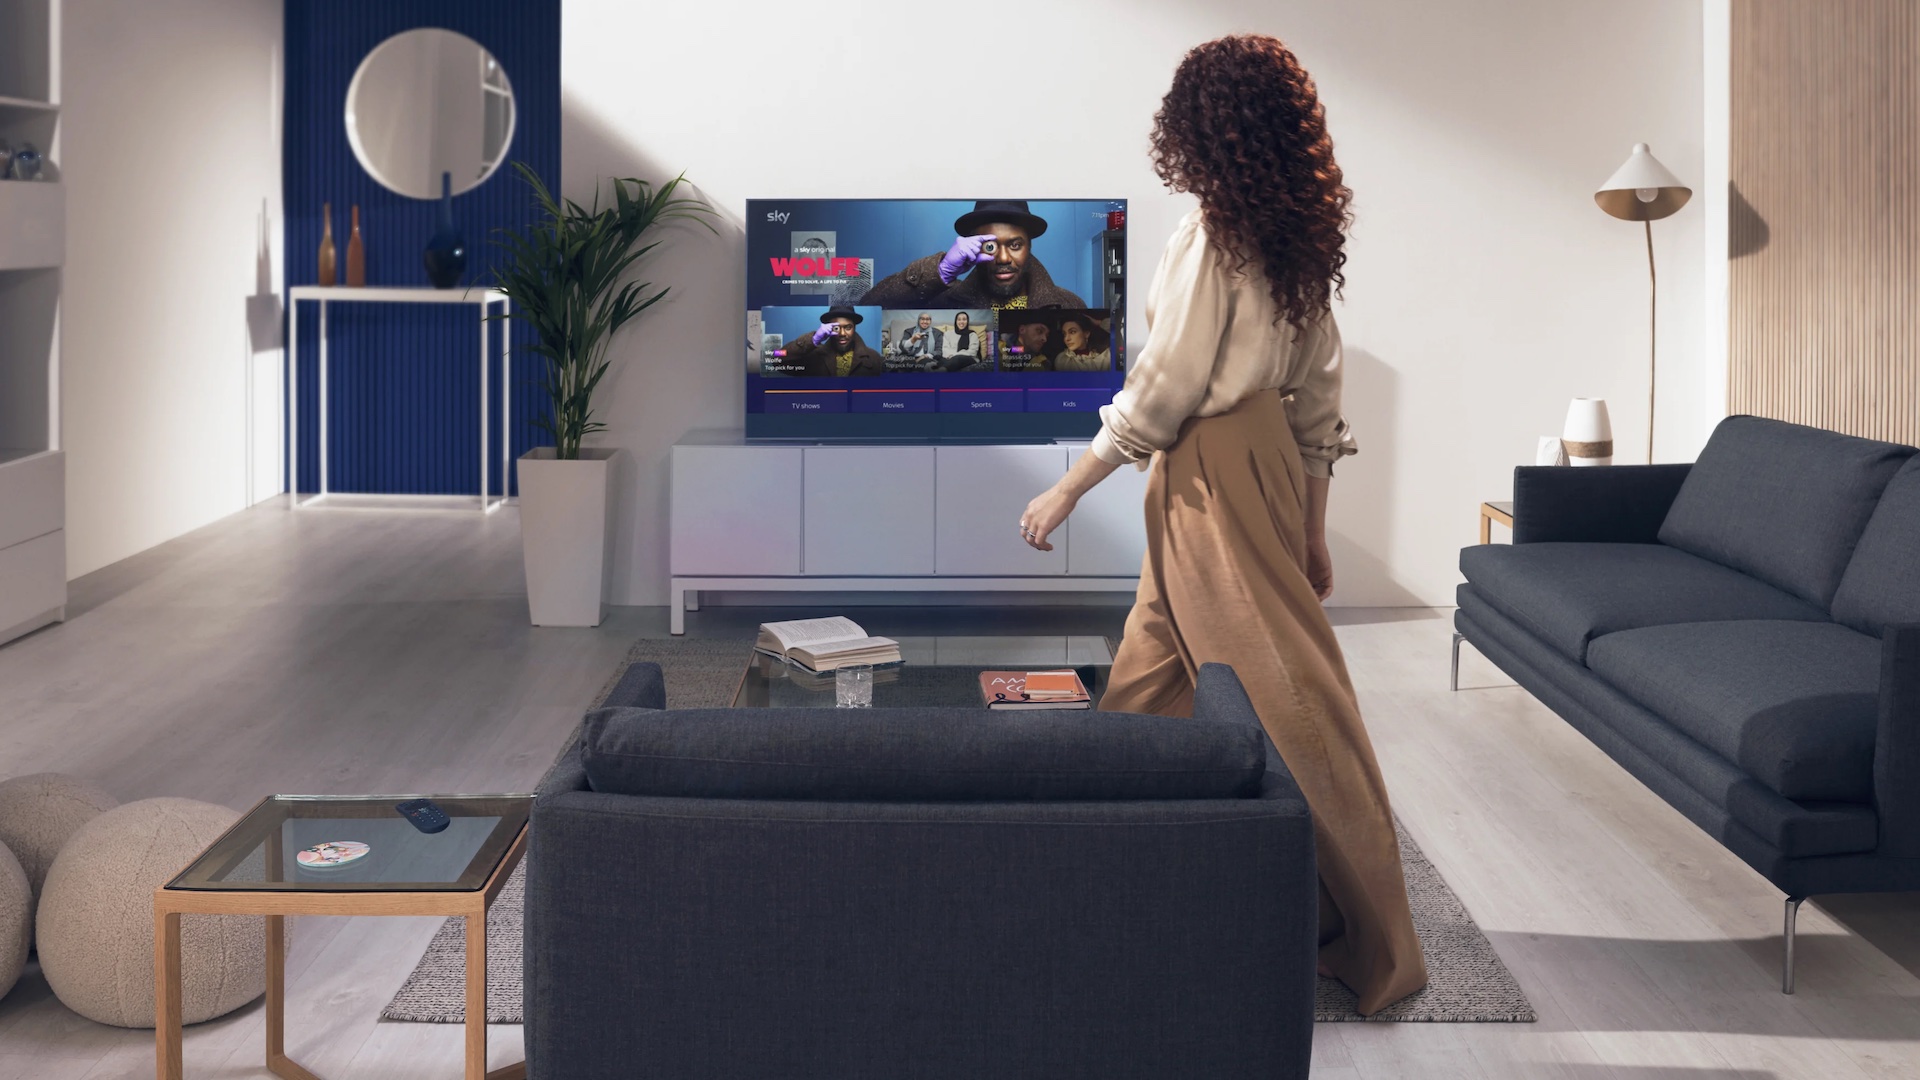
[745,198,1127,440]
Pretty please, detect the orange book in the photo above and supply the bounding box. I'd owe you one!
[979,670,1091,710]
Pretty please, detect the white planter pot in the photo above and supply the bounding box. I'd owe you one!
[518,447,617,627]
[1562,398,1614,467]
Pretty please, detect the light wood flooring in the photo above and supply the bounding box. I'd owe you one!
[0,501,1916,1079]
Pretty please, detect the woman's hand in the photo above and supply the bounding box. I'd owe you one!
[1020,484,1079,551]
[1306,533,1334,601]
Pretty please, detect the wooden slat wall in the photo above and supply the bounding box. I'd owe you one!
[1730,0,1920,446]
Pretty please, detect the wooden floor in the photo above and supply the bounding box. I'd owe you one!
[0,501,1916,1079]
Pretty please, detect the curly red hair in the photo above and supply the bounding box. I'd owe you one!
[1151,35,1353,331]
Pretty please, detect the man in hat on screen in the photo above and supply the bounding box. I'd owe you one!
[778,304,884,378]
[859,200,1087,311]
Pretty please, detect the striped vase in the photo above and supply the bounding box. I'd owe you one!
[1563,398,1613,467]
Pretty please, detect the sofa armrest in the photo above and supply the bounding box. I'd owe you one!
[599,661,666,710]
[1877,624,1920,857]
[1193,662,1310,805]
[1511,464,1694,544]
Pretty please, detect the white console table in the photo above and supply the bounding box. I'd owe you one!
[668,433,1148,634]
[286,286,511,512]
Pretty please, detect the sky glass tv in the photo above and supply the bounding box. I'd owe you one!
[745,198,1128,440]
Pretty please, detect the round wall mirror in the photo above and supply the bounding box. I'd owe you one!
[345,29,516,199]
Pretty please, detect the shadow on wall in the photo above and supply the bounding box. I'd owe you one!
[560,91,744,605]
[1328,346,1424,607]
[1728,181,1770,259]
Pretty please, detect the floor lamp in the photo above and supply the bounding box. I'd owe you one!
[1595,143,1691,463]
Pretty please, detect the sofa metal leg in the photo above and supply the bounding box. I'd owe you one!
[1450,632,1464,691]
[1783,895,1805,994]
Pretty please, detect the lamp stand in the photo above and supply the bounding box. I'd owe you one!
[1645,219,1656,464]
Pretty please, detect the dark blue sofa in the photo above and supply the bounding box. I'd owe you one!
[1455,415,1920,992]
[525,662,1317,1080]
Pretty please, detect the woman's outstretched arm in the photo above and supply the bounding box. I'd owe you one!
[1019,449,1121,552]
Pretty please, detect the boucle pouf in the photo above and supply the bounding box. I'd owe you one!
[37,798,272,1027]
[0,842,28,999]
[0,773,119,903]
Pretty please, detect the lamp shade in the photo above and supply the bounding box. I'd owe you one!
[1595,143,1691,221]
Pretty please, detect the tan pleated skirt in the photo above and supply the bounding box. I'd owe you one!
[1100,389,1429,1016]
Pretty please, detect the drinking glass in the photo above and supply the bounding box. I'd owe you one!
[836,664,874,708]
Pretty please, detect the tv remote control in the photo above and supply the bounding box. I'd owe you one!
[395,799,450,834]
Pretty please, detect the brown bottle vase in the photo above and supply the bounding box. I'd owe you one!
[317,203,337,287]
[346,205,366,287]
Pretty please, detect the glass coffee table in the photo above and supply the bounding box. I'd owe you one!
[155,794,532,1080]
[732,635,1115,708]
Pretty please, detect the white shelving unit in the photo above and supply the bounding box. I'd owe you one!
[0,0,66,647]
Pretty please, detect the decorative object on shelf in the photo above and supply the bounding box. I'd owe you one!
[1562,398,1614,467]
[1595,142,1691,463]
[422,171,467,288]
[6,142,42,181]
[318,202,337,286]
[1535,436,1569,466]
[0,139,11,179]
[345,28,516,200]
[345,205,366,287]
[488,162,714,626]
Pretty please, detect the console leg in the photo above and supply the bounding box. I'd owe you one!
[1450,632,1465,691]
[670,585,687,636]
[685,590,700,612]
[1783,895,1805,994]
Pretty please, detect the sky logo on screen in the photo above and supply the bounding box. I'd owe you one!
[766,210,790,223]
[770,257,866,277]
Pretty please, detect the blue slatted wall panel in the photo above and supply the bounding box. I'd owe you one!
[284,0,559,496]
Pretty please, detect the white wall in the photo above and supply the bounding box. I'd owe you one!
[61,0,284,580]
[563,0,1707,607]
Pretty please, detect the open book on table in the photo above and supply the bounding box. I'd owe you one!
[754,617,902,673]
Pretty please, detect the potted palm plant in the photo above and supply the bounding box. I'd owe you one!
[490,162,712,626]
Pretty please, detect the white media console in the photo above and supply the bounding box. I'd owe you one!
[668,432,1148,634]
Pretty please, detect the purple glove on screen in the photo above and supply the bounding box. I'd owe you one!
[811,324,837,345]
[938,234,996,285]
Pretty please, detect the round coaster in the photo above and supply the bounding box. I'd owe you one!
[295,841,370,870]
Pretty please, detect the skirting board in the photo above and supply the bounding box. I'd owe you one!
[0,604,64,648]
[668,577,1140,634]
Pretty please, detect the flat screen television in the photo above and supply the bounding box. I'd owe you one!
[745,198,1127,440]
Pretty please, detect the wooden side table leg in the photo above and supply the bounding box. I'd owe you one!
[155,906,184,1080]
[267,914,286,1061]
[1479,510,1492,545]
[466,907,487,1080]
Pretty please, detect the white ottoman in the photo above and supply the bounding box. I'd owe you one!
[0,773,119,905]
[37,798,277,1027]
[0,842,28,999]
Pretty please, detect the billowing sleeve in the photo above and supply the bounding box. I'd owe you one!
[1284,315,1358,478]
[1091,219,1229,466]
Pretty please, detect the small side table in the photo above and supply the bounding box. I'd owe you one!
[287,286,511,513]
[1479,500,1514,544]
[155,794,532,1080]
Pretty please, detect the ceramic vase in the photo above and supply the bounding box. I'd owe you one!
[423,171,467,289]
[345,206,366,287]
[317,203,337,287]
[1563,398,1613,467]
[9,143,42,181]
[518,448,617,626]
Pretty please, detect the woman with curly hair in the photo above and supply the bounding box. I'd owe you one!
[1018,34,1427,1013]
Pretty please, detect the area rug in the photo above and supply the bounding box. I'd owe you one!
[384,637,1535,1024]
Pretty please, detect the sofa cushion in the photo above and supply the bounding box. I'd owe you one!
[1586,620,1883,802]
[1657,415,1915,607]
[1831,456,1920,635]
[580,706,1268,802]
[1458,542,1828,664]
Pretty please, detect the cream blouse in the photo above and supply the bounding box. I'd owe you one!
[1091,209,1358,477]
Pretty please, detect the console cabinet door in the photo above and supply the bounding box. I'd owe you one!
[670,446,802,575]
[934,445,1068,575]
[1064,448,1149,577]
[803,447,935,575]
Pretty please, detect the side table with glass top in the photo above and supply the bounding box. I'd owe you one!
[154,794,532,1080]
